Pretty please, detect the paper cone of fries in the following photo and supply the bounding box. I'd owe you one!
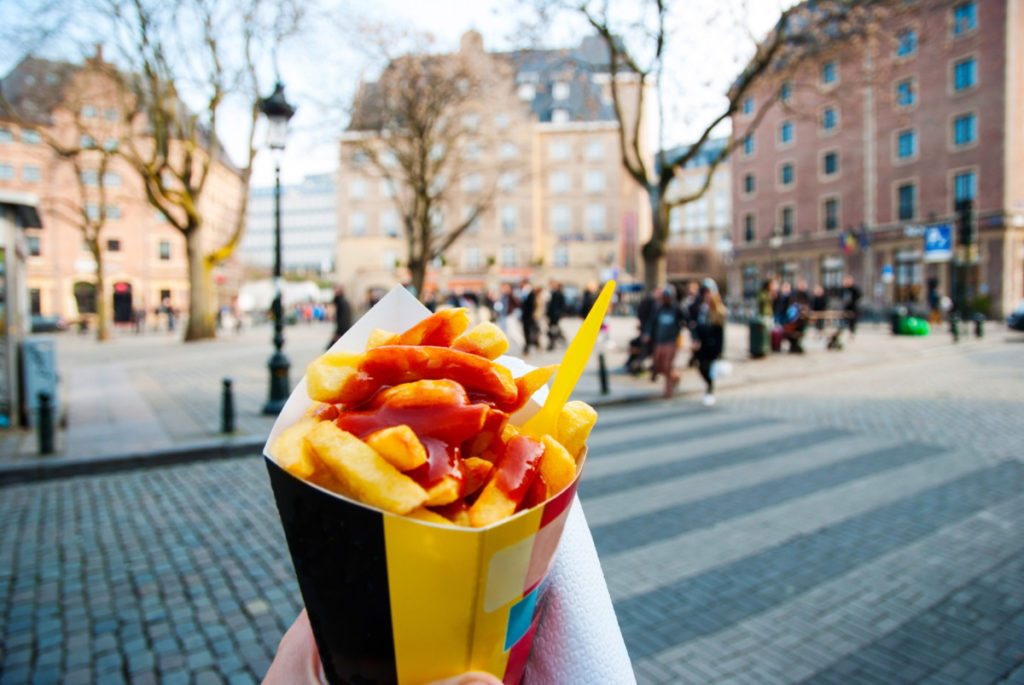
[263,286,593,685]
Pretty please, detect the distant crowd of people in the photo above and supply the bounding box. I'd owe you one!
[753,275,861,354]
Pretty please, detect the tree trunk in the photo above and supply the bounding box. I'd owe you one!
[642,187,669,290]
[93,247,110,342]
[184,227,216,341]
[408,256,427,302]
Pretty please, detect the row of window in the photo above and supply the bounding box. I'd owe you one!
[348,167,610,200]
[0,163,41,182]
[455,244,574,271]
[25,233,173,260]
[0,128,41,144]
[741,152,839,196]
[740,170,978,241]
[353,137,606,170]
[350,203,613,238]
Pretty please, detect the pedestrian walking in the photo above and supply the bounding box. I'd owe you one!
[842,275,862,338]
[328,286,352,349]
[692,284,727,406]
[546,281,567,350]
[811,285,828,337]
[519,280,539,356]
[643,286,687,399]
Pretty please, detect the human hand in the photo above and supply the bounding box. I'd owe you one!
[262,609,502,685]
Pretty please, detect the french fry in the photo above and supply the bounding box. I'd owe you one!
[305,421,428,515]
[539,435,577,497]
[467,480,518,528]
[424,476,462,507]
[306,351,367,404]
[462,457,494,497]
[396,308,469,347]
[432,500,471,527]
[270,417,319,480]
[406,506,455,526]
[451,322,510,360]
[557,400,597,461]
[305,402,340,421]
[364,425,428,471]
[369,379,468,409]
[366,328,398,349]
[498,365,557,413]
[468,435,544,527]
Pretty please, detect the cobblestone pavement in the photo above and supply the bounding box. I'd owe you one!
[1,339,1023,684]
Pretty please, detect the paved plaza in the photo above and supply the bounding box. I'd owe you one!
[1,320,1023,683]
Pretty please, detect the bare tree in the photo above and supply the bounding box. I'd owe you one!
[106,0,303,341]
[345,32,514,298]
[532,0,917,289]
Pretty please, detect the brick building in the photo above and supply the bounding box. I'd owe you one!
[729,0,1024,318]
[336,31,649,301]
[0,52,244,327]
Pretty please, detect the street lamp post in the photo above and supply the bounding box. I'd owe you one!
[259,82,296,415]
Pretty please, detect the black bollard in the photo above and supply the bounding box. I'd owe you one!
[222,378,235,433]
[950,312,961,343]
[38,392,54,455]
[598,352,610,395]
[974,313,984,338]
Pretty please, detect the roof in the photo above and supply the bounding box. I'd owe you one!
[0,56,77,125]
[657,137,729,173]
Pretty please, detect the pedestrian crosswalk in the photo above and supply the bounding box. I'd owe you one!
[577,402,1024,684]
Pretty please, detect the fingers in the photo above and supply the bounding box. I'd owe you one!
[262,609,322,685]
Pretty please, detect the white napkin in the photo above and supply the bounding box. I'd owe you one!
[525,497,636,684]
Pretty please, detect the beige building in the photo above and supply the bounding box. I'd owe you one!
[729,0,1024,317]
[336,31,649,301]
[0,52,244,326]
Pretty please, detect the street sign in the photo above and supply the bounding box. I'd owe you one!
[923,223,952,263]
[881,264,894,283]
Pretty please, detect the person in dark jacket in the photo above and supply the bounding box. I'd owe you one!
[327,286,352,349]
[842,275,862,338]
[519,280,539,356]
[545,281,567,350]
[810,285,828,337]
[642,287,687,398]
[692,285,727,406]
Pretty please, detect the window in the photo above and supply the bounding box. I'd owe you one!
[549,140,570,160]
[498,172,517,192]
[381,150,397,167]
[21,129,40,144]
[953,1,977,35]
[823,152,839,175]
[462,206,480,233]
[897,129,916,159]
[82,105,96,118]
[551,109,569,124]
[822,60,837,84]
[518,83,535,100]
[85,203,100,220]
[349,179,365,200]
[102,172,121,187]
[743,173,755,194]
[585,139,604,159]
[742,97,754,115]
[780,82,792,102]
[500,205,517,234]
[897,78,916,106]
[104,108,118,121]
[0,127,12,143]
[462,113,480,131]
[553,245,569,267]
[897,29,917,56]
[898,183,916,220]
[350,211,367,236]
[352,150,367,167]
[463,246,481,270]
[463,141,481,160]
[380,179,395,198]
[822,107,838,131]
[29,288,41,315]
[953,57,977,91]
[954,113,976,146]
[105,205,121,219]
[586,204,605,233]
[80,135,95,149]
[381,249,398,270]
[494,113,510,129]
[744,214,755,243]
[501,245,517,267]
[823,198,839,231]
[549,171,570,193]
[74,283,97,314]
[81,170,98,186]
[381,210,399,237]
[780,163,794,186]
[781,207,794,236]
[462,173,482,193]
[159,240,171,260]
[779,121,794,144]
[0,164,13,180]
[26,235,41,256]
[584,170,605,192]
[552,82,570,100]
[550,205,570,233]
[954,171,976,202]
[107,239,121,252]
[103,139,118,151]
[743,134,754,155]
[499,141,517,159]
[22,165,41,182]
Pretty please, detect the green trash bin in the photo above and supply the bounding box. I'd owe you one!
[749,318,768,358]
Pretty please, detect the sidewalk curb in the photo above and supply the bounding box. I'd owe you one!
[0,435,266,487]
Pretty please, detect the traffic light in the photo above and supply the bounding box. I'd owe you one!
[956,199,975,246]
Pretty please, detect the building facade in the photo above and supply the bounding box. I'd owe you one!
[242,173,337,276]
[729,0,1024,317]
[0,52,244,326]
[335,31,650,301]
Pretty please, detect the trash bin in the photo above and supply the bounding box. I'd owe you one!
[890,306,908,335]
[749,318,768,359]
